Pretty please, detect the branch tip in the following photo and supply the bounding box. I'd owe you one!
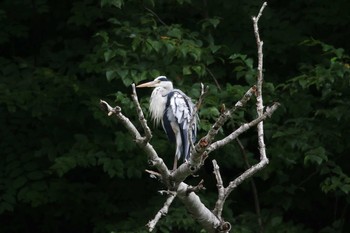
[186,179,206,195]
[147,190,177,231]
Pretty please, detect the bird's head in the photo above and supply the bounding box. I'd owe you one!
[136,76,173,90]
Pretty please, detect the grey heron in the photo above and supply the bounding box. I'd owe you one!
[136,76,197,170]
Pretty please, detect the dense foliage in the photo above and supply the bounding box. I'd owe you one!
[1,0,349,232]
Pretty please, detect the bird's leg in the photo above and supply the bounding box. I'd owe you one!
[172,156,178,170]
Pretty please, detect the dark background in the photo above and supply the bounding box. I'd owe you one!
[1,0,349,232]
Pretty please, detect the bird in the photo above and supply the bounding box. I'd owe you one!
[136,76,197,170]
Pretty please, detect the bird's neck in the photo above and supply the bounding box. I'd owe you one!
[149,87,170,126]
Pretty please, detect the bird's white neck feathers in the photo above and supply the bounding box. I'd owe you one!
[149,83,173,126]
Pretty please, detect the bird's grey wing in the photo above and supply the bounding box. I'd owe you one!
[162,108,176,143]
[168,90,196,160]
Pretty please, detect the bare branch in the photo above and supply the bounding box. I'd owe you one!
[142,3,167,26]
[188,83,209,153]
[171,86,263,184]
[145,169,161,179]
[252,2,268,161]
[186,179,206,195]
[211,154,271,221]
[212,160,225,219]
[253,2,267,26]
[131,83,152,144]
[176,182,223,233]
[147,192,177,232]
[225,158,266,198]
[210,4,274,231]
[206,67,222,90]
[208,85,255,138]
[158,190,177,195]
[235,85,257,108]
[101,98,219,231]
[99,99,171,185]
[101,3,277,233]
[206,102,279,154]
[100,100,142,140]
[190,85,256,163]
[223,0,272,196]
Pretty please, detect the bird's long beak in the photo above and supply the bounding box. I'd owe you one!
[136,80,157,88]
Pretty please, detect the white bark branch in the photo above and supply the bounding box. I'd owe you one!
[212,160,225,219]
[206,102,279,154]
[186,179,206,194]
[100,2,277,232]
[193,85,256,153]
[211,2,271,225]
[252,2,268,161]
[171,85,258,183]
[100,98,230,232]
[99,100,171,186]
[176,182,231,233]
[147,191,177,232]
[131,83,152,144]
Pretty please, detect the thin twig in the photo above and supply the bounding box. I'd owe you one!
[206,67,222,90]
[147,192,177,232]
[186,179,206,195]
[145,169,162,179]
[212,160,225,219]
[188,83,209,154]
[143,4,167,26]
[100,100,141,140]
[131,83,152,144]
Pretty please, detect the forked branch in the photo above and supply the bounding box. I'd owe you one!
[253,1,268,161]
[100,2,277,233]
[212,1,272,223]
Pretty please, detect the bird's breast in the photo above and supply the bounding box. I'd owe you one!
[149,88,168,126]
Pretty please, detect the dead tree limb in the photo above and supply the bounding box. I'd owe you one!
[99,2,277,232]
[147,191,177,231]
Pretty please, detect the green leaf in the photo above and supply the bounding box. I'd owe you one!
[209,44,221,53]
[340,184,350,194]
[183,66,192,75]
[106,70,117,81]
[146,39,161,52]
[167,27,182,39]
[304,147,327,165]
[104,49,116,62]
[271,216,282,226]
[201,18,220,30]
[116,69,129,80]
[192,65,203,76]
[101,0,123,8]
